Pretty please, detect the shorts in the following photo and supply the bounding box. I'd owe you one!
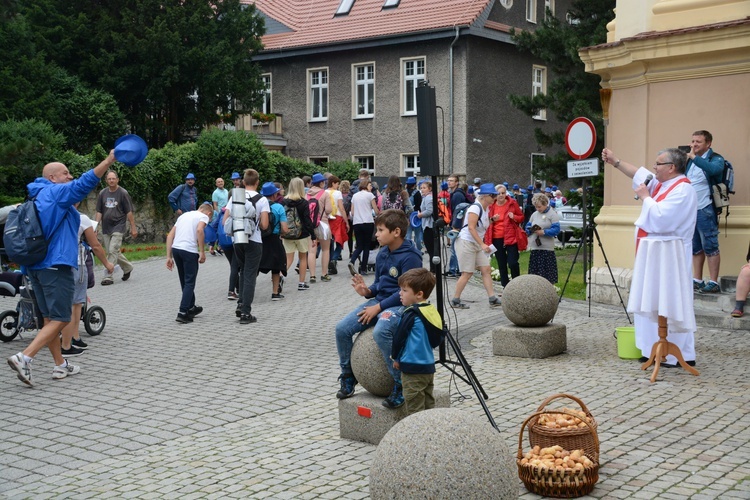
[26,266,75,322]
[283,237,310,254]
[692,205,719,256]
[456,238,490,272]
[72,265,88,305]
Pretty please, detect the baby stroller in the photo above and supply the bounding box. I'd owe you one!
[0,253,106,343]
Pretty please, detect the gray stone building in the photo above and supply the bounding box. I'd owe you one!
[242,0,571,185]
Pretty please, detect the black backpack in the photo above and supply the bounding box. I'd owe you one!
[2,198,52,266]
[260,201,278,238]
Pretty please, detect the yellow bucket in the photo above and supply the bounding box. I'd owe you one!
[615,326,641,359]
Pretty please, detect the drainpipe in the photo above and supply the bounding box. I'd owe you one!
[449,25,459,174]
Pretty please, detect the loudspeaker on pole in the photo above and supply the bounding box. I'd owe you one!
[416,82,440,176]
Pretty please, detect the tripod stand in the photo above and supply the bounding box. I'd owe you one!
[558,184,630,322]
[430,174,498,431]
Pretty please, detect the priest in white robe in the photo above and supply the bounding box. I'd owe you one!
[602,147,698,366]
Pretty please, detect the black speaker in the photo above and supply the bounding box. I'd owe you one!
[416,83,440,176]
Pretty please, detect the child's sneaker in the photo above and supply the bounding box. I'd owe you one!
[382,382,404,409]
[336,373,358,399]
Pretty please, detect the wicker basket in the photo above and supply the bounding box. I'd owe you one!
[518,410,600,498]
[529,393,599,459]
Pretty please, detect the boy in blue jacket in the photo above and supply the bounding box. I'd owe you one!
[391,268,444,415]
[335,209,423,408]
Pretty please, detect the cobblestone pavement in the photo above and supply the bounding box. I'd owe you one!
[1,254,749,499]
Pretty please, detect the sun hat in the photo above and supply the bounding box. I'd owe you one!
[406,176,417,185]
[231,172,241,180]
[186,173,196,180]
[260,182,280,197]
[114,134,148,167]
[410,211,421,228]
[477,183,498,195]
[311,173,326,184]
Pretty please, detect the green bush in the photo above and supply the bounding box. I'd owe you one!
[267,151,313,186]
[324,160,361,183]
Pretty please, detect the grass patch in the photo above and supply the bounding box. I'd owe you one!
[120,243,166,261]
[492,246,588,301]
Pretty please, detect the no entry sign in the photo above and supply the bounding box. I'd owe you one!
[565,117,596,160]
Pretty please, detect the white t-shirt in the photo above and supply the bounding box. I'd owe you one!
[226,190,271,244]
[77,214,95,265]
[172,210,210,254]
[351,190,376,225]
[458,203,488,242]
[686,152,712,210]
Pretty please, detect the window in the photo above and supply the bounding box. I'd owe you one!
[353,155,375,175]
[354,63,375,118]
[308,68,328,122]
[402,154,420,177]
[401,57,426,115]
[526,0,536,23]
[499,0,513,8]
[383,0,400,7]
[308,156,329,166]
[544,0,554,19]
[532,65,547,120]
[260,74,272,114]
[336,0,355,15]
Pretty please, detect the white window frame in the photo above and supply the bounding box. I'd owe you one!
[353,155,376,175]
[383,0,400,8]
[307,67,329,122]
[401,154,420,177]
[400,57,426,116]
[308,156,329,167]
[532,65,547,121]
[526,0,537,23]
[544,0,554,19]
[260,73,272,114]
[336,0,355,16]
[353,63,375,119]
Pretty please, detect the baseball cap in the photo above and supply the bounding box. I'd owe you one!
[231,172,241,180]
[186,173,195,180]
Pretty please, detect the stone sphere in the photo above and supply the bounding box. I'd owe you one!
[370,408,516,499]
[351,331,392,397]
[502,274,558,326]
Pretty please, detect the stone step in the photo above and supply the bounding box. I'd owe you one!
[721,275,737,292]
[694,308,750,330]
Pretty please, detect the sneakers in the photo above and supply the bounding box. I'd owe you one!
[298,282,310,291]
[699,281,721,294]
[101,277,114,286]
[451,298,470,309]
[239,314,257,324]
[731,308,744,318]
[446,272,459,279]
[693,280,705,291]
[328,261,338,275]
[336,373,358,399]
[271,293,284,301]
[71,338,88,350]
[8,353,33,386]
[278,275,285,294]
[176,312,193,323]
[122,271,131,281]
[52,362,80,380]
[348,262,357,276]
[227,291,238,300]
[61,345,84,357]
[382,382,405,409]
[188,305,203,317]
[321,274,332,282]
[489,295,502,308]
[309,276,317,283]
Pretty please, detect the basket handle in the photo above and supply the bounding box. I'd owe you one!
[534,393,592,416]
[517,409,600,462]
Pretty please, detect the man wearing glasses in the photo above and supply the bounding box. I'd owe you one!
[602,147,698,368]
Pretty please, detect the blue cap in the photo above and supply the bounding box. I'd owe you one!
[311,173,326,184]
[418,179,427,186]
[552,185,559,191]
[527,185,533,191]
[477,183,498,195]
[441,181,448,190]
[521,189,527,194]
[545,187,552,193]
[231,172,240,180]
[503,182,509,188]
[468,186,474,193]
[260,182,280,197]
[512,184,519,190]
[406,176,416,185]
[186,173,195,180]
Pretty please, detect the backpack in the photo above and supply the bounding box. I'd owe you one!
[306,190,325,228]
[284,203,303,239]
[236,192,263,237]
[709,153,734,216]
[382,191,405,212]
[436,199,451,225]
[2,198,52,267]
[217,212,233,248]
[260,202,278,238]
[452,202,483,230]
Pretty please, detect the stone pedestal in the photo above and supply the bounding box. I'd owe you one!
[492,323,567,358]
[339,390,450,445]
[370,408,516,499]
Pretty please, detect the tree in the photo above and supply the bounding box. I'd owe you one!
[509,0,615,211]
[24,0,267,147]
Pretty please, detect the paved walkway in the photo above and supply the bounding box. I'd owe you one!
[1,253,749,499]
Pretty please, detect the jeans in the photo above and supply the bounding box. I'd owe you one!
[448,241,459,275]
[234,241,263,315]
[692,205,720,257]
[492,238,520,287]
[172,248,198,313]
[332,241,343,261]
[335,298,403,383]
[350,223,374,271]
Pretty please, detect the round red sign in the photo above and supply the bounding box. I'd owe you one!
[565,117,596,160]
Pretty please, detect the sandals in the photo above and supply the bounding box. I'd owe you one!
[731,308,744,318]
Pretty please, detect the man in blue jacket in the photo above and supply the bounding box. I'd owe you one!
[334,209,423,409]
[168,173,198,215]
[687,130,725,294]
[8,151,117,386]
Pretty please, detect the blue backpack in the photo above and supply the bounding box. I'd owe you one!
[2,199,51,267]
